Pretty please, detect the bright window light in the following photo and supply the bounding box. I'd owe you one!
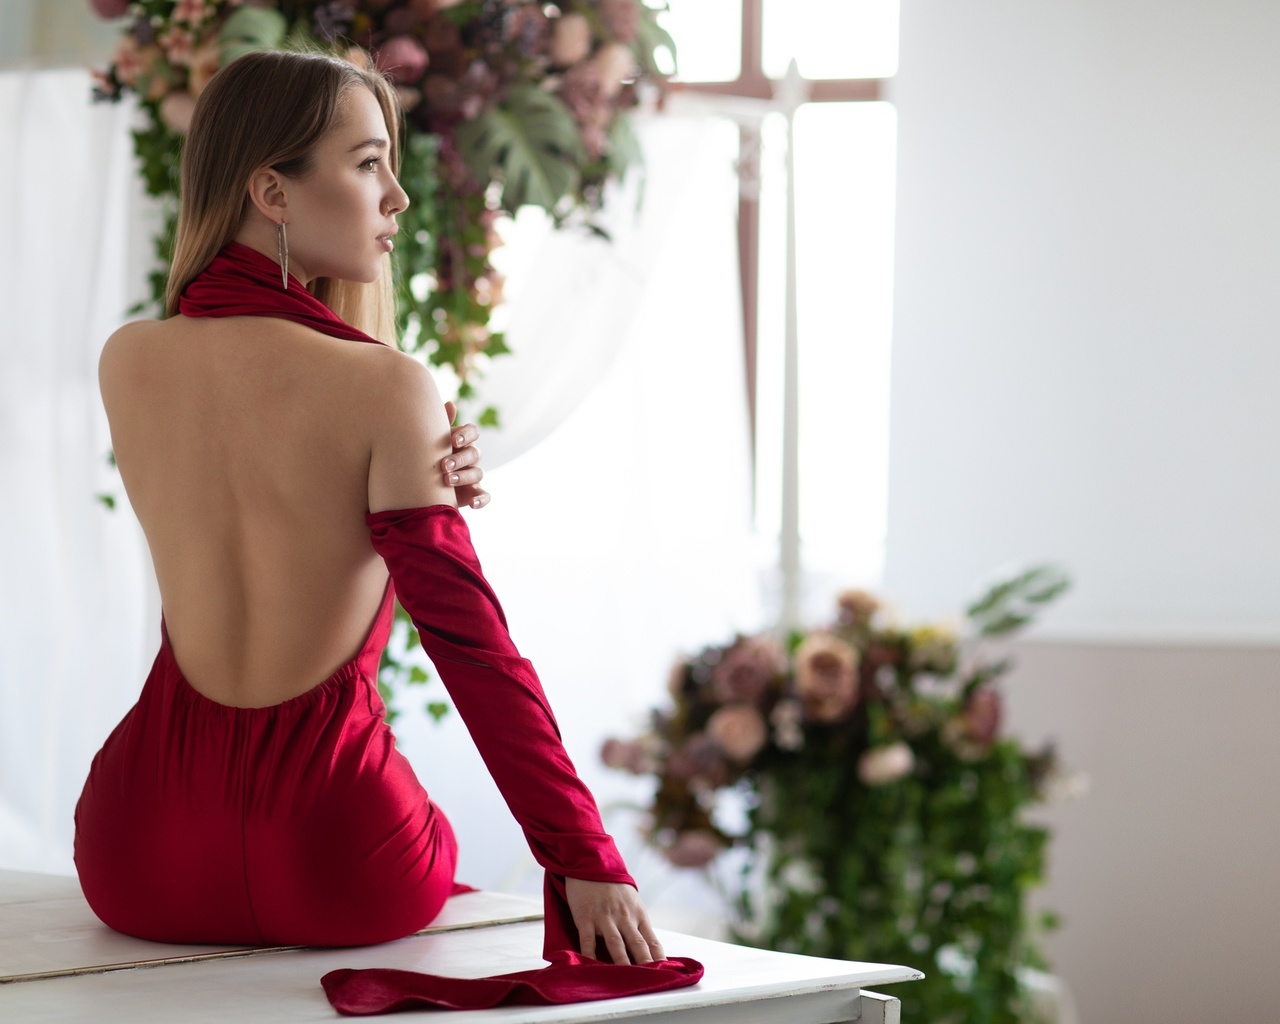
[659,0,742,83]
[763,0,899,80]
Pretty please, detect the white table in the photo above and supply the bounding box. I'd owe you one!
[0,870,921,1023]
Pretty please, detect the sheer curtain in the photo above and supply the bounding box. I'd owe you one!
[0,70,760,901]
[0,68,155,874]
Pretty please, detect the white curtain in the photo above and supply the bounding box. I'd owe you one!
[0,70,761,906]
[473,114,733,468]
[0,68,155,874]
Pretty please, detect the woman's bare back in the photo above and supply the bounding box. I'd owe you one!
[99,313,452,708]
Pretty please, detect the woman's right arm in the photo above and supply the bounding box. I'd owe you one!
[367,352,457,514]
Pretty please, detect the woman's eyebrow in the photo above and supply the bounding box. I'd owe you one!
[347,137,387,153]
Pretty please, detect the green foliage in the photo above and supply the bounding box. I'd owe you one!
[376,601,451,728]
[454,85,586,215]
[608,567,1073,1024]
[218,6,288,63]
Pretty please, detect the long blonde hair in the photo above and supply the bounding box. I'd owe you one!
[165,49,402,345]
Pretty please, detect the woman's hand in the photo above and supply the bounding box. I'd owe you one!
[564,877,666,965]
[441,401,490,509]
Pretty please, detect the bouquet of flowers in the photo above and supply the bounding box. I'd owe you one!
[603,567,1075,1024]
[87,0,675,418]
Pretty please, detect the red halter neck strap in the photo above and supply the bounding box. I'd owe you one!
[177,241,386,347]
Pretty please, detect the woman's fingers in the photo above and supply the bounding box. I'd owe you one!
[577,921,598,960]
[638,915,665,962]
[600,922,630,966]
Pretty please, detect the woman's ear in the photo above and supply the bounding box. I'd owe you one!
[245,168,289,223]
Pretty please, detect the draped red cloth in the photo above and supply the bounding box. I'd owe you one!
[178,243,704,1013]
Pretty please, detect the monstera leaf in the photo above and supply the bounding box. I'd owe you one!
[454,85,586,214]
[218,6,288,65]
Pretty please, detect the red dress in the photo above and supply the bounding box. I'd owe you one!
[73,243,702,1010]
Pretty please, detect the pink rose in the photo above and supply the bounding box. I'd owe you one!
[836,589,880,628]
[550,13,593,66]
[706,704,768,763]
[963,687,1002,746]
[711,636,786,706]
[664,830,722,868]
[794,632,860,723]
[159,90,197,134]
[376,35,430,85]
[857,741,915,786]
[599,737,655,775]
[600,0,640,43]
[666,733,729,790]
[593,42,635,99]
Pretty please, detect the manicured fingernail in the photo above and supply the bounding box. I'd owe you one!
[472,497,483,508]
[449,473,459,484]
[444,459,455,470]
[455,435,465,446]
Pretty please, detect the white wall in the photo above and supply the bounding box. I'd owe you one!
[884,4,1280,1022]
[884,0,1280,642]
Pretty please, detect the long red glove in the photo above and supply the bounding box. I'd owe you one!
[322,504,703,1014]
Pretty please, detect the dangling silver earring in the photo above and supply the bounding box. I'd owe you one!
[276,221,289,290]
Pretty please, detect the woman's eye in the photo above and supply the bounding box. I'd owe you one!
[360,157,381,172]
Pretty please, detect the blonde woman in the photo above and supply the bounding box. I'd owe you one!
[72,52,681,1003]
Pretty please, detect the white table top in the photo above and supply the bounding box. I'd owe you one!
[0,870,922,1023]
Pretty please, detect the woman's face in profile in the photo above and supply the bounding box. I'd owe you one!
[282,85,409,285]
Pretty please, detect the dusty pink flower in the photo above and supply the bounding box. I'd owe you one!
[666,733,729,790]
[706,704,768,763]
[664,830,722,868]
[376,35,430,85]
[963,687,1002,746]
[90,0,130,18]
[858,741,915,786]
[600,0,640,43]
[599,737,655,775]
[112,36,144,86]
[172,0,210,26]
[185,37,221,97]
[593,42,635,99]
[711,636,786,706]
[550,12,593,66]
[794,632,860,723]
[159,90,197,133]
[158,26,194,67]
[837,589,880,628]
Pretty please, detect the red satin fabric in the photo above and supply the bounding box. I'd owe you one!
[176,240,385,347]
[321,951,706,1014]
[75,241,703,1009]
[74,579,459,946]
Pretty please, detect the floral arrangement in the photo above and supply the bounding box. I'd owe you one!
[87,0,675,419]
[603,567,1075,1024]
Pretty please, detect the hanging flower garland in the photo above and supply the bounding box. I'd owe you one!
[88,0,675,423]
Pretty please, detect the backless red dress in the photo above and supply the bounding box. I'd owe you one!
[73,242,702,1010]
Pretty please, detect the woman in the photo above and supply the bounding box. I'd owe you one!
[73,48,664,971]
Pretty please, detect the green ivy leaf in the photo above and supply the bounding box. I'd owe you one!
[426,701,451,722]
[96,493,116,510]
[477,405,500,428]
[407,665,429,685]
[454,85,586,214]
